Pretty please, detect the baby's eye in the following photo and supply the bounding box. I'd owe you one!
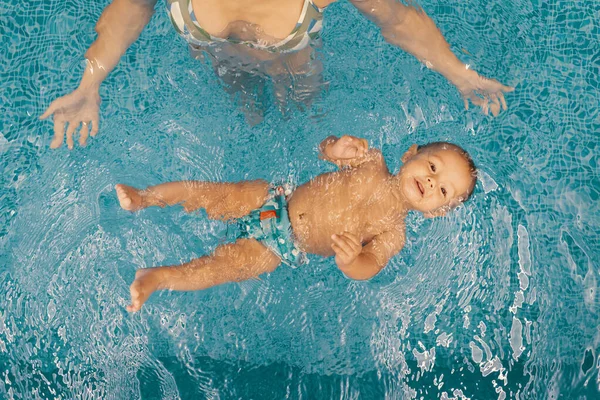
[429,162,436,172]
[441,187,447,197]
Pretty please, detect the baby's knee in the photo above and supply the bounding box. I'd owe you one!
[226,239,280,271]
[221,180,269,212]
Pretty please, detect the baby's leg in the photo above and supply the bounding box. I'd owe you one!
[115,180,269,219]
[127,238,281,312]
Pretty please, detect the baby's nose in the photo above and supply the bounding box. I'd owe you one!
[427,177,435,188]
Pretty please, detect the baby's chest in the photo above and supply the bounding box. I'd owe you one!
[348,204,394,240]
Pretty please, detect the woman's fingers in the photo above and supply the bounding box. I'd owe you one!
[490,94,501,117]
[90,117,99,137]
[50,120,65,149]
[49,119,97,149]
[65,122,78,150]
[79,123,89,147]
[468,94,484,108]
[499,92,508,110]
[39,98,62,120]
[463,79,513,115]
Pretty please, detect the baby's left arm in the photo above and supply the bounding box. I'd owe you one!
[331,228,405,280]
[319,135,382,169]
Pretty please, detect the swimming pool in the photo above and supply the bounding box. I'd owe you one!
[1,0,599,398]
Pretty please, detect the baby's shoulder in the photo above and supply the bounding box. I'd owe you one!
[355,150,389,174]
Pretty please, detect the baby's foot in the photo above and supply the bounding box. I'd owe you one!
[127,268,163,312]
[115,184,145,211]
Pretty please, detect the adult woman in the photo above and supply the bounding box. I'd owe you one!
[40,0,513,149]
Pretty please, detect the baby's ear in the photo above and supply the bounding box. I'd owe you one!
[401,144,419,164]
[423,208,447,219]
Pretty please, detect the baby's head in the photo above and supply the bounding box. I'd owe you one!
[398,142,477,217]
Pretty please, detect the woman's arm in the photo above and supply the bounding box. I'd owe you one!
[348,0,513,116]
[40,0,157,149]
[83,0,157,88]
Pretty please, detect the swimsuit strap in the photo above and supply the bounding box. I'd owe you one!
[167,0,213,43]
[167,0,326,52]
[265,0,324,52]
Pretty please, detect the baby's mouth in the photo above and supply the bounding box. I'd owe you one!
[415,178,424,196]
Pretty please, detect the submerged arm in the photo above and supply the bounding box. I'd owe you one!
[82,0,157,89]
[40,0,158,148]
[349,0,513,115]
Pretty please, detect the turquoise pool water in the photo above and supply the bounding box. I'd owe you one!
[1,0,599,398]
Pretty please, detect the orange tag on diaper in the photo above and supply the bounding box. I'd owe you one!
[260,210,277,220]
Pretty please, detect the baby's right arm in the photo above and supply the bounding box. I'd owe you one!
[319,135,382,169]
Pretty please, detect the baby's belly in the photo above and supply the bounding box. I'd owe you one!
[288,211,335,256]
[287,189,362,256]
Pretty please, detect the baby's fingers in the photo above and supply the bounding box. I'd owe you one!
[358,139,369,157]
[340,232,361,248]
[331,244,351,265]
[338,135,354,145]
[331,234,353,258]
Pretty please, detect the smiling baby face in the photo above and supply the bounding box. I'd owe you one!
[399,143,476,216]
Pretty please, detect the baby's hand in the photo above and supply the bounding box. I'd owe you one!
[326,136,368,160]
[331,232,362,268]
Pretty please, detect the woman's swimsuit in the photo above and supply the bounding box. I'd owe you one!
[166,0,325,53]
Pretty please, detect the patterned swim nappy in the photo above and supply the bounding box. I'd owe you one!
[236,186,306,267]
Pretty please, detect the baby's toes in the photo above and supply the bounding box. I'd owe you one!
[127,284,142,312]
[115,186,133,210]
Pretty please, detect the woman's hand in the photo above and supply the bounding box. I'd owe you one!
[40,87,101,149]
[454,70,514,117]
[325,135,369,160]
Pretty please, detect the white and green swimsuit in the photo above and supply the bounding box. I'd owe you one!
[166,0,326,53]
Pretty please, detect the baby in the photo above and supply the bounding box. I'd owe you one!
[116,135,477,312]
